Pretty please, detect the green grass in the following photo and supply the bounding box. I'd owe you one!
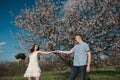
[0,76,23,80]
[88,68,120,80]
[0,69,119,80]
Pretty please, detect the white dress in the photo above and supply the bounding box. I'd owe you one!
[24,52,41,77]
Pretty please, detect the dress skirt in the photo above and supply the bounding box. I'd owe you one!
[24,52,41,77]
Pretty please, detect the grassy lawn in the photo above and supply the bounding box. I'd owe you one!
[88,68,120,80]
[0,69,119,80]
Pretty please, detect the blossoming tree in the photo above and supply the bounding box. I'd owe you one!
[13,0,120,67]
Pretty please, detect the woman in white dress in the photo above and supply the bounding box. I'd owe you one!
[20,44,54,80]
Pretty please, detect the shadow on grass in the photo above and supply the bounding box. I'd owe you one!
[89,70,120,76]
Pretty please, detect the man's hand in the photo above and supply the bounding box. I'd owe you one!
[86,66,90,72]
[86,51,91,72]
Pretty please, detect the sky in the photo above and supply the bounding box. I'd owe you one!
[0,0,35,62]
[0,0,79,62]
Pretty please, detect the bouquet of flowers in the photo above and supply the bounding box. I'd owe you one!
[15,53,26,60]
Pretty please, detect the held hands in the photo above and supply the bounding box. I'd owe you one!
[51,51,57,53]
[55,50,62,54]
[50,50,62,54]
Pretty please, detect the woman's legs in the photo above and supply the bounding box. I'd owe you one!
[35,76,41,80]
[28,77,32,80]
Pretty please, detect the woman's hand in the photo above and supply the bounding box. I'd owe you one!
[18,58,29,64]
[18,58,24,62]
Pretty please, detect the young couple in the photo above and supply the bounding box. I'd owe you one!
[20,33,91,80]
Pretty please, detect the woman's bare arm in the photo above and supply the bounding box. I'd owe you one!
[37,51,55,55]
[19,57,29,64]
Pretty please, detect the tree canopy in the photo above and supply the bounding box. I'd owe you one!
[13,0,120,67]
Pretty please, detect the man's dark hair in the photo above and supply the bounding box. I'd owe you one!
[75,33,83,39]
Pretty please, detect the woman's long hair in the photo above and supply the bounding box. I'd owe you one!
[29,44,40,53]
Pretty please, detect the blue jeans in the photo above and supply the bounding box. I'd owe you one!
[70,65,87,80]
